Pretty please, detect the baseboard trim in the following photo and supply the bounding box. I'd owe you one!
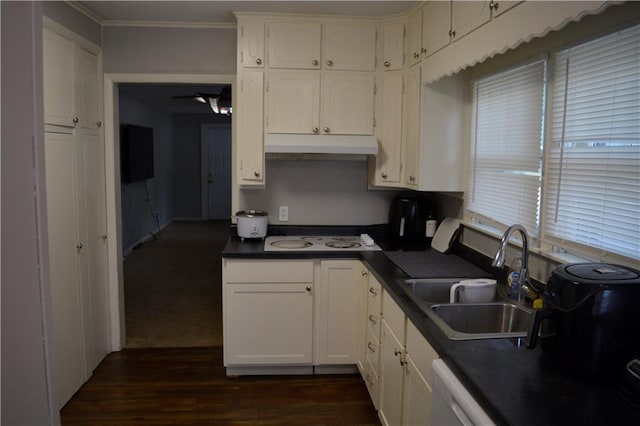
[226,365,314,376]
[314,365,359,375]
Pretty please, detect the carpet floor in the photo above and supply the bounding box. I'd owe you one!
[123,220,230,348]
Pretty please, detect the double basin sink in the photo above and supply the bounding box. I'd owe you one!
[402,278,533,340]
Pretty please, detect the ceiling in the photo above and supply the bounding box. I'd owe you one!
[77,1,416,25]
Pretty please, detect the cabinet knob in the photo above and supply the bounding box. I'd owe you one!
[326,60,334,67]
[361,270,368,277]
[413,52,419,59]
[369,287,378,296]
[368,342,376,353]
[73,117,79,124]
[96,121,102,127]
[306,285,312,292]
[366,374,374,386]
[256,58,263,65]
[368,315,377,325]
[421,47,427,54]
[76,243,83,250]
[449,29,456,38]
[381,172,388,179]
[490,0,498,11]
[384,61,391,67]
[312,59,319,66]
[101,234,107,241]
[254,170,261,177]
[323,127,330,134]
[313,127,319,134]
[409,175,415,183]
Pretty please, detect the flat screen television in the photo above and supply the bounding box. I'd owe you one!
[121,124,154,183]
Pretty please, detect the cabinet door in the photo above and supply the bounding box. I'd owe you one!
[402,357,433,426]
[491,1,522,18]
[381,22,405,71]
[266,71,320,134]
[43,29,75,127]
[452,1,492,41]
[77,130,110,374]
[375,72,403,185]
[76,47,101,130]
[238,71,265,183]
[421,0,452,57]
[44,132,86,408]
[379,320,405,426]
[268,22,321,69]
[322,73,374,135]
[225,282,313,364]
[323,22,376,71]
[402,64,421,188]
[317,260,362,365]
[240,21,265,68]
[406,9,422,66]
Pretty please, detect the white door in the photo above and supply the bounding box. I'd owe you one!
[267,22,321,69]
[321,73,375,135]
[322,22,377,71]
[379,320,406,426]
[43,29,75,127]
[76,47,101,130]
[205,126,232,220]
[376,71,404,185]
[422,1,452,57]
[266,71,320,134]
[237,71,264,183]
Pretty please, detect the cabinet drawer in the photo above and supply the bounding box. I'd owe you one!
[367,275,382,314]
[382,291,405,340]
[363,357,380,410]
[406,320,439,386]
[225,260,313,283]
[366,326,380,377]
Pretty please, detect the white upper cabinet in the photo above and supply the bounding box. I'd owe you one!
[76,47,101,131]
[237,71,265,184]
[43,28,75,127]
[267,22,322,69]
[323,22,376,71]
[322,73,375,135]
[421,1,452,57]
[266,71,320,134]
[406,10,423,66]
[451,1,492,41]
[374,71,403,186]
[381,22,405,71]
[240,21,265,68]
[402,64,421,188]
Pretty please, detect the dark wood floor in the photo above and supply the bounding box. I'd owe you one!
[61,347,380,425]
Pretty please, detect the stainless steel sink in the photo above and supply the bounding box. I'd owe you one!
[404,278,483,304]
[429,303,532,340]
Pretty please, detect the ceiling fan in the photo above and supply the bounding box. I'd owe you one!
[172,85,232,115]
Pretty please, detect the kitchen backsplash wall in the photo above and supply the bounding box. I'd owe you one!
[239,159,399,226]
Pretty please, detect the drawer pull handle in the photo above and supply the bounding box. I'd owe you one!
[369,287,378,296]
[368,342,376,353]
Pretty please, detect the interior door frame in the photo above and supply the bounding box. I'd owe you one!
[200,123,232,220]
[103,73,235,351]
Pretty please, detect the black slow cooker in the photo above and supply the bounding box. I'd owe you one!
[527,263,640,381]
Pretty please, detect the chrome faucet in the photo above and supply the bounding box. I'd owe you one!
[491,224,537,300]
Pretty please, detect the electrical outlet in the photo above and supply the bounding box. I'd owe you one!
[279,206,289,222]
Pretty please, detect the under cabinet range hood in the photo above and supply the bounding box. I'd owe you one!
[264,134,378,155]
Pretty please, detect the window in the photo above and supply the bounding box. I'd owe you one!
[467,24,640,262]
[544,25,640,260]
[467,59,546,236]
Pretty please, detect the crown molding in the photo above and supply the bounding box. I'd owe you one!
[65,1,104,24]
[100,20,236,29]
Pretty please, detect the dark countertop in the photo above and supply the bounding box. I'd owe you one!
[222,235,639,425]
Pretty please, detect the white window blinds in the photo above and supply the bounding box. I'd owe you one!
[544,24,640,260]
[468,59,546,236]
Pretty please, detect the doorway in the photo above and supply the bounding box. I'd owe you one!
[104,74,235,350]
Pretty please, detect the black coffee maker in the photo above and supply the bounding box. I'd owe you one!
[388,192,430,244]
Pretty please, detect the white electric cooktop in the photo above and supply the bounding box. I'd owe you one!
[264,235,381,252]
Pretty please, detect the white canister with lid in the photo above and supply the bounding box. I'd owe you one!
[235,210,268,240]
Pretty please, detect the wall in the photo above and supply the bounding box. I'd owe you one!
[43,1,102,46]
[172,113,231,218]
[239,159,398,225]
[119,92,174,253]
[1,2,56,424]
[103,26,236,74]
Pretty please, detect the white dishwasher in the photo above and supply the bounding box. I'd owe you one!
[431,359,496,426]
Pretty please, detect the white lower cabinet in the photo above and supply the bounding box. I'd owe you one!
[375,291,439,426]
[224,260,314,366]
[316,260,364,365]
[223,259,364,373]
